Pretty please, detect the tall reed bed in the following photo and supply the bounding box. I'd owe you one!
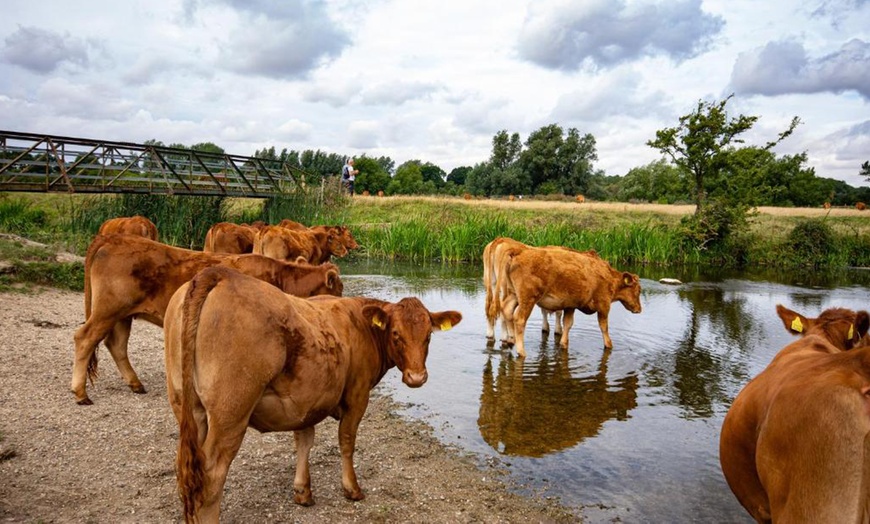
[62,193,224,251]
[354,211,690,265]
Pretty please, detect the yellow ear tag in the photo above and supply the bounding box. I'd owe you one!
[848,324,854,340]
[440,320,453,331]
[791,317,803,333]
[372,317,384,328]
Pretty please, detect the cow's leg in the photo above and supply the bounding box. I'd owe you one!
[292,427,316,506]
[71,317,116,405]
[338,409,366,501]
[597,310,613,349]
[554,309,564,336]
[197,421,247,522]
[103,317,146,394]
[499,294,518,348]
[512,300,536,358]
[540,307,551,333]
[558,309,575,349]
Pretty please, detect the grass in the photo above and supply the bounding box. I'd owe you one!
[1,192,868,274]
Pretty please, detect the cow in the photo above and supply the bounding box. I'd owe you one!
[163,266,462,522]
[277,219,361,255]
[483,238,593,346]
[719,304,870,523]
[71,234,343,405]
[497,245,642,357]
[97,215,158,241]
[253,225,348,264]
[202,222,257,254]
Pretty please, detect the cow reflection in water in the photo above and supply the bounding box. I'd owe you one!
[478,341,638,457]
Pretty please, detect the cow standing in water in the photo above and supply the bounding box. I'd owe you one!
[496,244,642,357]
[164,266,462,522]
[720,304,870,523]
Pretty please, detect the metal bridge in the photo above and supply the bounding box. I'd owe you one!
[0,130,310,197]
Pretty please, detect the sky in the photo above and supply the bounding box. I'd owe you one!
[1,0,868,187]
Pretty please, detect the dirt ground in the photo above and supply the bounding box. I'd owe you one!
[0,287,579,523]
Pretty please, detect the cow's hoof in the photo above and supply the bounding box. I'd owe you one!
[76,397,93,406]
[130,384,147,394]
[293,489,315,506]
[343,488,365,502]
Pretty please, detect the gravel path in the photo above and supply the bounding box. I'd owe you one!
[0,288,579,523]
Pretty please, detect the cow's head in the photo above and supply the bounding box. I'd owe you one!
[334,226,359,251]
[325,232,349,258]
[776,304,870,351]
[363,298,462,388]
[615,272,643,314]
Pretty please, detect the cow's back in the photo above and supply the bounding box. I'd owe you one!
[98,216,158,241]
[204,222,256,254]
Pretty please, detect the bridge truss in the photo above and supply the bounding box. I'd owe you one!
[0,130,309,197]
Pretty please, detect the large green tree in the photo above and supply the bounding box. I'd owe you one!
[491,130,522,170]
[647,95,800,213]
[518,124,597,195]
[353,156,391,194]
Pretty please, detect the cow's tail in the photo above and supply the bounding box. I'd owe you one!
[83,235,111,383]
[483,241,496,327]
[859,429,870,523]
[177,267,226,523]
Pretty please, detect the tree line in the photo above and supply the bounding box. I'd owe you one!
[137,97,869,209]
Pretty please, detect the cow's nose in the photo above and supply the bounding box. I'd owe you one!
[403,369,428,388]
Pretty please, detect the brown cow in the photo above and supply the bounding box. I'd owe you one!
[164,266,462,522]
[483,238,592,345]
[254,225,348,264]
[97,215,158,241]
[498,245,642,356]
[719,305,870,523]
[202,222,257,254]
[278,219,361,255]
[71,235,343,405]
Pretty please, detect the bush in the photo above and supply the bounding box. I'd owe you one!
[786,219,835,267]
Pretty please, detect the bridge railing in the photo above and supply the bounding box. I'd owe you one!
[0,130,308,197]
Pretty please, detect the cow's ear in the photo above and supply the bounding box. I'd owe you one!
[621,272,635,286]
[325,269,340,290]
[855,311,870,340]
[362,305,388,330]
[776,304,808,335]
[431,310,463,331]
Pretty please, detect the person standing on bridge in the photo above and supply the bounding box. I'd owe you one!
[341,157,359,196]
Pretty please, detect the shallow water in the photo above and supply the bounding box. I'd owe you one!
[339,259,870,523]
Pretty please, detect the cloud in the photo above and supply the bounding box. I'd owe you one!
[516,0,724,71]
[347,120,380,149]
[550,69,671,122]
[359,81,443,106]
[0,25,93,73]
[210,0,351,79]
[730,38,870,99]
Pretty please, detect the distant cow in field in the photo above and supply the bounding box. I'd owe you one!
[98,215,158,241]
[857,202,867,211]
[720,304,870,523]
[71,235,342,405]
[377,190,385,197]
[164,266,462,522]
[575,195,585,203]
[497,245,642,356]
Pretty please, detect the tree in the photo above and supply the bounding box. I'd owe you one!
[419,162,447,188]
[354,156,391,194]
[619,160,687,203]
[388,161,425,195]
[518,124,597,195]
[647,95,800,213]
[862,161,870,182]
[490,130,522,170]
[446,166,472,186]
